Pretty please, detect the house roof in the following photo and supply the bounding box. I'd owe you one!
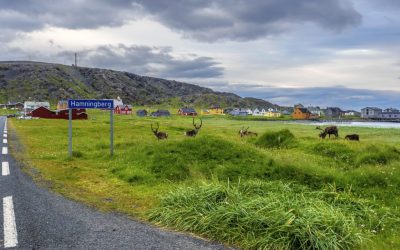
[326,107,343,112]
[297,107,311,114]
[307,106,322,112]
[152,110,170,115]
[180,108,196,113]
[116,104,132,109]
[157,109,170,113]
[361,107,382,111]
[383,108,399,112]
[7,101,23,105]
[24,101,50,107]
[210,105,221,109]
[32,106,52,112]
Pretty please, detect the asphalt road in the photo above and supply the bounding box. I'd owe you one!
[0,116,228,250]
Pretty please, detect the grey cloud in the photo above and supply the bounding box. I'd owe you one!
[0,0,139,31]
[0,0,361,42]
[134,0,362,41]
[360,0,400,8]
[57,44,224,79]
[204,84,400,110]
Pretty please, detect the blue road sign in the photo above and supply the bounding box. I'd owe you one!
[68,99,114,109]
[68,99,115,157]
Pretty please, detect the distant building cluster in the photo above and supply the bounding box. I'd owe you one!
[0,101,24,110]
[2,98,399,121]
[361,107,400,119]
[201,105,224,115]
[227,108,282,118]
[291,104,362,120]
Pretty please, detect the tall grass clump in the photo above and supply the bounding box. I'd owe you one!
[311,142,355,165]
[255,129,296,149]
[113,136,277,182]
[148,180,374,249]
[356,145,400,166]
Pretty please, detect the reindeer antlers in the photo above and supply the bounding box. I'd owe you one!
[151,122,159,132]
[151,122,168,140]
[193,117,202,129]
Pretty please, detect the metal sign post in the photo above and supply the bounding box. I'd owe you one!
[68,99,114,158]
[68,109,72,157]
[110,109,114,156]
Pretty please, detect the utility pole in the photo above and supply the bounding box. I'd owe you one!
[74,52,77,67]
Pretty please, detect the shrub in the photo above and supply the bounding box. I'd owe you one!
[255,129,296,149]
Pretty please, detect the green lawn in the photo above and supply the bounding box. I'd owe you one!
[9,110,400,249]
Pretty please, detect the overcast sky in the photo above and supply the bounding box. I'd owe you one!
[1,0,399,110]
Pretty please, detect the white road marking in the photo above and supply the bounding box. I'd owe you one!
[2,162,10,176]
[2,147,7,155]
[3,196,18,248]
[3,139,7,144]
[3,131,7,134]
[3,134,6,138]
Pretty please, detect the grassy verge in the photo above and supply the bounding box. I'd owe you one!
[8,110,400,249]
[149,181,379,249]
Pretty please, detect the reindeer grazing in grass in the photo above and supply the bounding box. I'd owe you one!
[316,126,339,139]
[151,123,168,140]
[185,118,202,137]
[345,134,359,141]
[239,127,258,137]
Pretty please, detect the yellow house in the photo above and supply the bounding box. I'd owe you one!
[201,105,224,115]
[264,110,282,118]
[57,100,68,110]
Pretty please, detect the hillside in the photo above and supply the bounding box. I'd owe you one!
[0,61,277,108]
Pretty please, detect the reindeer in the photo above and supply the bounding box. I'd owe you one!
[239,127,258,137]
[185,118,202,137]
[345,134,359,141]
[317,126,339,139]
[151,123,168,140]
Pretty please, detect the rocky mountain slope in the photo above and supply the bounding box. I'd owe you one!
[0,61,276,108]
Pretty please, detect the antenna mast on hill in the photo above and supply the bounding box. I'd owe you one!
[74,52,77,67]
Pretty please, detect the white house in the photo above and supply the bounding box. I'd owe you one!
[380,108,400,119]
[344,110,361,117]
[24,101,50,114]
[307,106,324,117]
[253,108,261,116]
[246,108,253,115]
[361,107,382,118]
[113,96,123,107]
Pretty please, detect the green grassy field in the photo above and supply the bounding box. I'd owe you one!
[0,109,19,116]
[8,110,400,249]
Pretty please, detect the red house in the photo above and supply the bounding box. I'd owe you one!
[178,108,197,116]
[114,105,132,115]
[30,107,88,120]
